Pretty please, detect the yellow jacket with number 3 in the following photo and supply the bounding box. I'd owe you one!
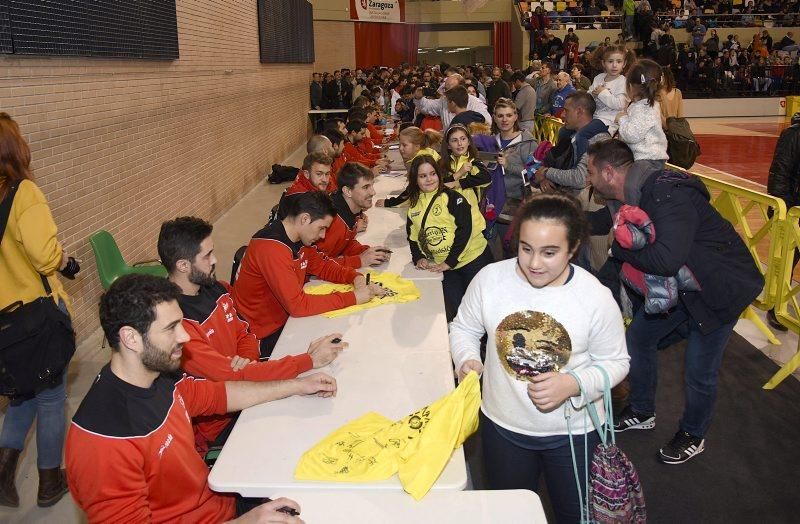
[405,188,487,269]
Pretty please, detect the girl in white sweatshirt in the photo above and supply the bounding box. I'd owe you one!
[616,58,670,165]
[450,193,629,523]
[589,45,633,134]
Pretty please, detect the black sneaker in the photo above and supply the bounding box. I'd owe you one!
[767,309,788,332]
[659,430,705,464]
[613,405,655,432]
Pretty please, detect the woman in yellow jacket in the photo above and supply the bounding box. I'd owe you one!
[375,126,442,208]
[405,155,492,321]
[441,124,491,229]
[0,113,71,508]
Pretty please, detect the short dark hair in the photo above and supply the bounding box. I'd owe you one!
[513,193,588,253]
[99,274,181,350]
[348,107,368,122]
[337,161,374,190]
[511,71,527,83]
[346,119,367,134]
[323,118,345,131]
[444,86,468,109]
[302,152,333,171]
[157,216,213,273]
[322,129,345,146]
[565,90,596,116]
[280,191,337,221]
[587,139,634,171]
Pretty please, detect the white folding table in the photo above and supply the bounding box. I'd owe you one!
[208,281,462,497]
[271,489,547,523]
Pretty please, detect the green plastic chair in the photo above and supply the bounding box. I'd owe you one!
[89,230,167,290]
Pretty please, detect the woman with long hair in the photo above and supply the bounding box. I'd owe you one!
[0,112,74,508]
[405,155,491,320]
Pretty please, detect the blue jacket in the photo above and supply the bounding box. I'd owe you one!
[592,165,764,333]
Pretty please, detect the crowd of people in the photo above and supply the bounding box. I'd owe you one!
[516,0,800,96]
[518,0,800,32]
[0,37,774,522]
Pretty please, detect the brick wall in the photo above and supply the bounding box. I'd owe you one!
[0,1,311,341]
[313,21,356,74]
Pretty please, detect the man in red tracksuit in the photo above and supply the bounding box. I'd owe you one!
[157,216,347,452]
[343,119,388,170]
[66,274,335,522]
[315,162,391,269]
[233,191,386,357]
[322,128,348,184]
[286,152,335,195]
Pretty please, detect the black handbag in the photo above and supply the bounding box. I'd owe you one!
[0,182,76,399]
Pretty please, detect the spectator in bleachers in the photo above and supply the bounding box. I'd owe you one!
[776,31,798,52]
[692,18,708,49]
[705,29,721,58]
[751,56,773,92]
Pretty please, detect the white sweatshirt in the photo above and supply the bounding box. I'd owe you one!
[618,99,670,161]
[590,73,628,135]
[449,260,630,437]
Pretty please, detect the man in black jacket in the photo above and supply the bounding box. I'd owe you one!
[766,113,800,330]
[310,73,323,110]
[586,139,763,465]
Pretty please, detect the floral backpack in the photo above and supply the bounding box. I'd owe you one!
[567,366,647,523]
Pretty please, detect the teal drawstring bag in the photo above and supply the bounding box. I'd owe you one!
[566,366,647,523]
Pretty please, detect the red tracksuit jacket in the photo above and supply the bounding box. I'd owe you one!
[312,191,369,269]
[286,170,337,195]
[178,281,313,448]
[66,368,235,523]
[233,221,359,339]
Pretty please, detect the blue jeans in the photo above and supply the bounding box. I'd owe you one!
[481,413,600,524]
[0,300,69,469]
[625,305,735,437]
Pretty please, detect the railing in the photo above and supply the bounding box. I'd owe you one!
[766,206,800,388]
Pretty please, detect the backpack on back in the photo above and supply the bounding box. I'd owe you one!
[664,116,701,169]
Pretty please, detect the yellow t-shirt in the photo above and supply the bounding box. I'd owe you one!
[305,271,420,317]
[0,179,70,313]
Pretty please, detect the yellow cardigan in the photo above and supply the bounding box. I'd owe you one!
[0,179,70,313]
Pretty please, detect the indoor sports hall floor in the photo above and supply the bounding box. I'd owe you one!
[1,117,798,523]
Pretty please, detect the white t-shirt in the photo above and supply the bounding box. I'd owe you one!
[449,260,630,437]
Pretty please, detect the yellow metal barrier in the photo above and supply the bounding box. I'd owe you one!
[689,171,787,348]
[533,115,563,144]
[765,206,800,389]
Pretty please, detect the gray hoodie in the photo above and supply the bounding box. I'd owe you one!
[496,130,539,201]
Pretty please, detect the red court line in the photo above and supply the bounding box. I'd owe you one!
[694,134,777,185]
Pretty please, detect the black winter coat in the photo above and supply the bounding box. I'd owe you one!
[767,124,800,208]
[594,168,764,334]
